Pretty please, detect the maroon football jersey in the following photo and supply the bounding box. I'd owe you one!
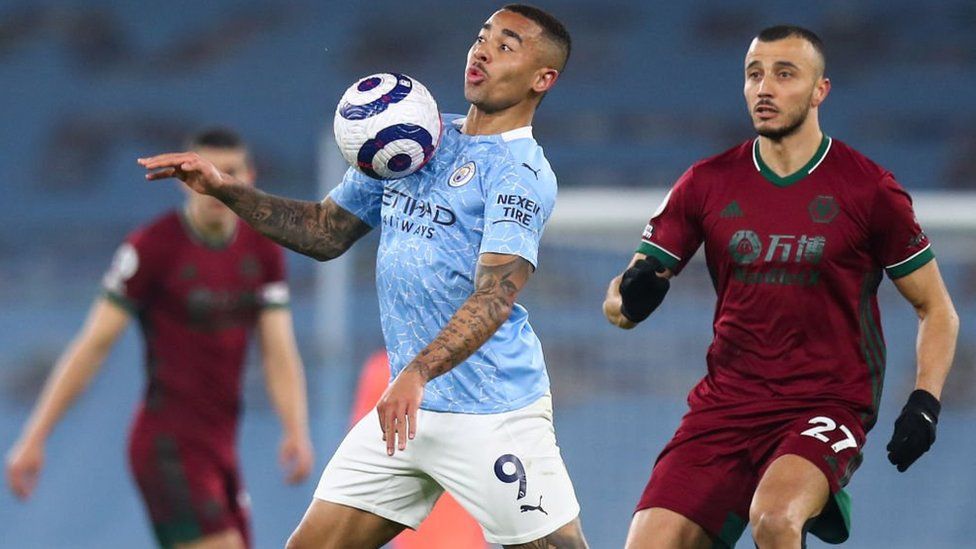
[638,136,932,429]
[103,211,289,451]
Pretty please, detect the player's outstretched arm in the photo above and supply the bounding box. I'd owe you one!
[376,253,533,455]
[256,308,314,484]
[886,259,959,472]
[138,153,372,261]
[5,298,129,500]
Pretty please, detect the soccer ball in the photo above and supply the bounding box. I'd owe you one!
[334,73,442,180]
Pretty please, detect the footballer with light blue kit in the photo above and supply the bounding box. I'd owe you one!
[321,63,581,544]
[139,7,583,544]
[331,109,557,414]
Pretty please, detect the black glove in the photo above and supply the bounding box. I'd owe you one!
[886,389,941,472]
[618,256,670,323]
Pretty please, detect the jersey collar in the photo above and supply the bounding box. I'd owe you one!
[179,209,239,249]
[451,117,533,142]
[501,126,533,142]
[752,134,832,188]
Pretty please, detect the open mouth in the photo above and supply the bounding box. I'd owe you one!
[466,65,486,84]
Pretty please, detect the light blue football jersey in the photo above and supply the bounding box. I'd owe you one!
[329,114,556,413]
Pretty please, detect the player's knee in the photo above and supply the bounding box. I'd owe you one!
[750,507,803,546]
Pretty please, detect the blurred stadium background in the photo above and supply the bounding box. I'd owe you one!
[1,0,974,547]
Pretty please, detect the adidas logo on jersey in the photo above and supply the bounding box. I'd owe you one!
[720,200,743,218]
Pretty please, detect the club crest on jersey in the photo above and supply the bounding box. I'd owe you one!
[449,161,476,187]
[809,195,838,224]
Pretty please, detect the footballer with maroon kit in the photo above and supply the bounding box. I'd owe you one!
[604,26,958,548]
[6,129,314,549]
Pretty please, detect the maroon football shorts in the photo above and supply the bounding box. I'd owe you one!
[128,430,250,548]
[636,404,865,547]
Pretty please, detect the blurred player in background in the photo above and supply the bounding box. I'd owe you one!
[138,5,588,548]
[6,128,314,549]
[603,26,958,548]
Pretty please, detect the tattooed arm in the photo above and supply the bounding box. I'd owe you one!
[138,152,371,260]
[409,253,532,379]
[216,187,371,261]
[376,252,534,455]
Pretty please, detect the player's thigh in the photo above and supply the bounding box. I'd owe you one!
[625,508,712,549]
[286,499,406,549]
[505,516,587,549]
[175,528,245,549]
[749,454,829,536]
[427,395,582,546]
[751,408,864,541]
[313,410,443,531]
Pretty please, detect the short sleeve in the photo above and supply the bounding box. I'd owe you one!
[327,166,385,227]
[870,174,933,279]
[480,163,555,268]
[258,242,290,308]
[636,166,704,274]
[101,233,157,313]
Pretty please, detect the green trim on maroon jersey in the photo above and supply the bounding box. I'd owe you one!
[716,511,747,548]
[809,488,852,543]
[179,209,239,250]
[885,246,934,279]
[154,519,204,548]
[753,134,832,187]
[858,272,886,427]
[636,241,681,270]
[102,291,137,314]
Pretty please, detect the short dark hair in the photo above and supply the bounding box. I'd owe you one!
[184,127,247,151]
[756,25,826,73]
[502,4,571,71]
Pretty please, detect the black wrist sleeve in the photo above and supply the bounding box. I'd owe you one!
[618,256,670,323]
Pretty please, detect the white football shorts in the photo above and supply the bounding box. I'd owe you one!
[313,394,581,545]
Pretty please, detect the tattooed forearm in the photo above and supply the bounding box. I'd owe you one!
[408,254,534,382]
[214,184,371,261]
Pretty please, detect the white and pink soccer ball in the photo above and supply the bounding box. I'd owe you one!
[333,73,442,180]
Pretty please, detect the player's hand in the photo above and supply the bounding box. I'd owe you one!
[886,389,941,472]
[376,367,425,456]
[279,432,314,484]
[5,437,44,500]
[138,152,228,196]
[618,257,671,323]
[603,275,637,329]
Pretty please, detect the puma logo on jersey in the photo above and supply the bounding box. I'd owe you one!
[520,495,548,515]
[521,163,541,179]
[720,200,743,218]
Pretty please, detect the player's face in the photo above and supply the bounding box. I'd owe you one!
[464,10,554,113]
[743,37,829,140]
[185,146,254,226]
